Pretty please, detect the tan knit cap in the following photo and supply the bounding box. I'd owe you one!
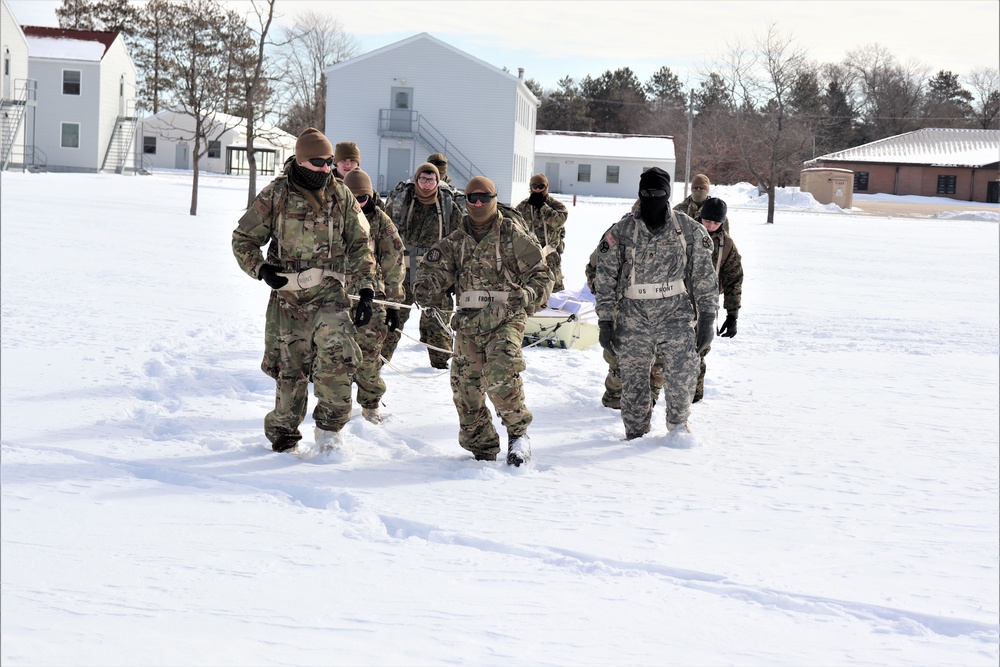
[692,173,711,190]
[413,162,440,182]
[295,127,333,162]
[334,141,361,164]
[343,168,373,197]
[466,175,496,194]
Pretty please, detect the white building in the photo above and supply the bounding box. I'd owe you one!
[533,131,677,199]
[22,25,137,173]
[141,110,296,176]
[1,0,31,169]
[324,32,538,205]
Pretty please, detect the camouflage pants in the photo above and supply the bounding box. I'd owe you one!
[547,250,564,292]
[695,344,711,401]
[450,315,532,458]
[352,303,389,409]
[260,292,362,445]
[381,271,453,367]
[616,316,698,436]
[602,348,665,408]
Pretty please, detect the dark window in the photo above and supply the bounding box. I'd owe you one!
[606,165,620,184]
[208,140,221,159]
[143,136,156,154]
[853,171,869,191]
[61,123,80,148]
[578,164,591,182]
[936,175,956,194]
[63,70,81,95]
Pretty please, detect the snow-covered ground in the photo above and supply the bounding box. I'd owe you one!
[2,170,998,666]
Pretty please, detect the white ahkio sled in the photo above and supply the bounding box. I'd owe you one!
[522,291,601,351]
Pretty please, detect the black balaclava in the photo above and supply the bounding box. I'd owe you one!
[638,167,672,232]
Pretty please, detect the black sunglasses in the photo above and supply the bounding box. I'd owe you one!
[530,184,546,190]
[307,157,334,167]
[466,192,497,204]
[355,194,370,204]
[639,188,667,197]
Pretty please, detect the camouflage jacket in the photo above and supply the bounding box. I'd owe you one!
[514,195,569,253]
[232,168,375,310]
[709,227,743,316]
[674,195,730,233]
[361,204,406,302]
[413,211,552,335]
[385,182,464,254]
[594,210,718,323]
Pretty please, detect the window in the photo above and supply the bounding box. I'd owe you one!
[578,164,591,182]
[208,140,221,159]
[62,70,81,95]
[936,175,956,194]
[143,136,156,154]
[853,171,869,192]
[61,122,80,148]
[606,165,620,184]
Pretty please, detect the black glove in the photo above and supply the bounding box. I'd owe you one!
[696,314,716,354]
[598,320,615,354]
[385,307,400,333]
[353,288,374,327]
[258,264,287,290]
[718,313,738,338]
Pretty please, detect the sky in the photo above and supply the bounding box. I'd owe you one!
[6,0,1000,90]
[1,169,998,665]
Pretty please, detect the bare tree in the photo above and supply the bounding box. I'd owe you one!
[221,0,285,206]
[967,67,1000,129]
[160,0,236,215]
[714,24,812,223]
[845,44,928,142]
[276,11,360,134]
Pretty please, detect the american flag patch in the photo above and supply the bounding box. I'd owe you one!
[604,230,618,249]
[253,198,269,216]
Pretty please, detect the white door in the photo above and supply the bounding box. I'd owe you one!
[175,143,189,170]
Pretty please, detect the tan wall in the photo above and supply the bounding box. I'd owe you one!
[811,160,998,202]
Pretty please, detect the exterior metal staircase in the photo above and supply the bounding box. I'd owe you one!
[101,112,139,173]
[378,109,483,186]
[1,79,35,171]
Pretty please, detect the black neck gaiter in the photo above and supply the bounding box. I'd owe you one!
[290,162,330,191]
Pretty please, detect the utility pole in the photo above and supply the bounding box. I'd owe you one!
[683,89,693,199]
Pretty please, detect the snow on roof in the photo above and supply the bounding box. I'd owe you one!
[534,130,676,161]
[809,128,1000,168]
[326,32,539,105]
[23,26,118,61]
[143,110,297,149]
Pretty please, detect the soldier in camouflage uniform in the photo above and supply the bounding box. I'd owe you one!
[383,162,464,369]
[334,140,386,210]
[594,167,718,440]
[343,169,406,423]
[585,227,664,409]
[674,173,729,233]
[413,176,551,466]
[693,197,743,402]
[232,127,376,453]
[515,174,569,291]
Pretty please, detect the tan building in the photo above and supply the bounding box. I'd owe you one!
[806,128,999,204]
